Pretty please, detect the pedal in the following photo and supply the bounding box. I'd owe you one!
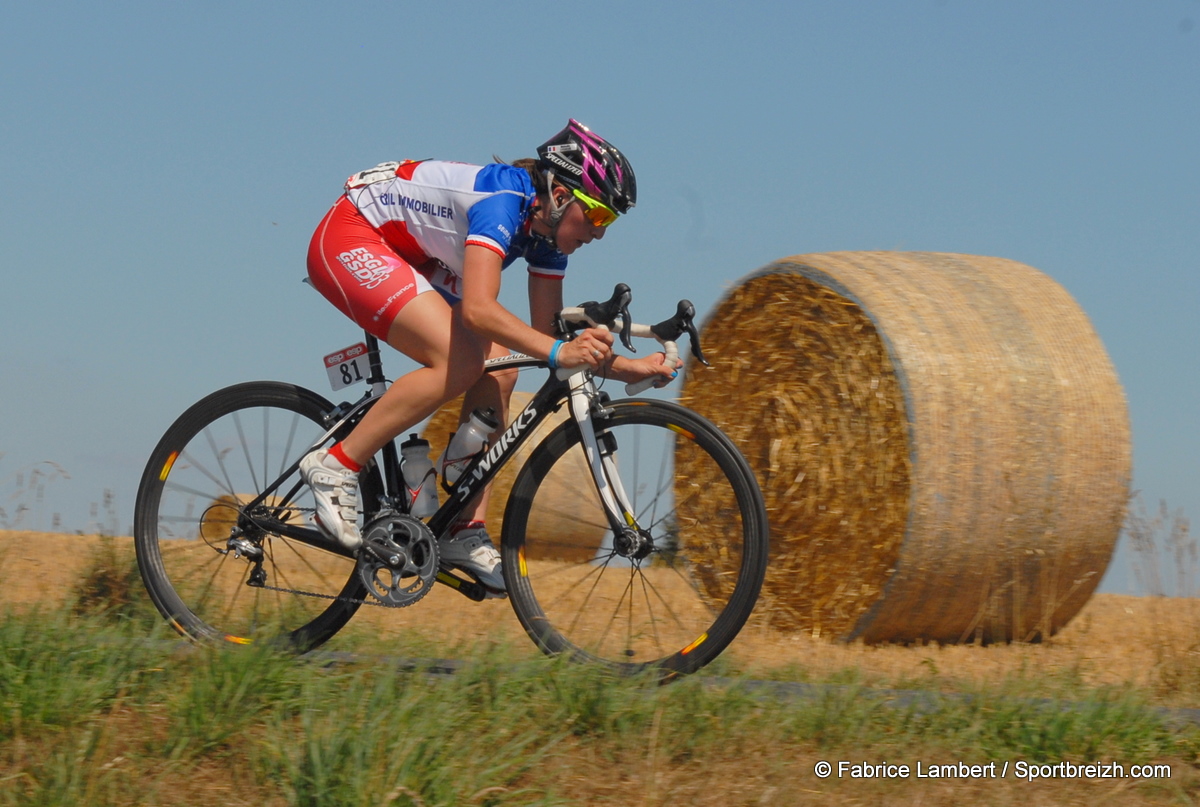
[434,569,503,602]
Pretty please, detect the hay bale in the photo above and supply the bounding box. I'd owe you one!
[678,252,1131,644]
[423,391,602,561]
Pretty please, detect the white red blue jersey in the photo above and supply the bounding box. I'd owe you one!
[343,159,567,281]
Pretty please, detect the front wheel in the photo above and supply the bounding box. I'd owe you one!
[501,399,769,676]
[133,382,382,650]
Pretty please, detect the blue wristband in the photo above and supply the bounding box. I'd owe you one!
[548,340,564,370]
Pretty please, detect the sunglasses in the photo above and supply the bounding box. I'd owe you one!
[572,189,619,227]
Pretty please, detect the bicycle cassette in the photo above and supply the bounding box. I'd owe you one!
[357,511,439,607]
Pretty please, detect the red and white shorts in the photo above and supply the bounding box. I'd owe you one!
[307,196,459,339]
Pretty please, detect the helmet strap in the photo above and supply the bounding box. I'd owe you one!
[532,170,575,249]
[542,170,572,228]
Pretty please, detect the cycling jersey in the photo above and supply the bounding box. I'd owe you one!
[307,159,567,338]
[344,159,567,281]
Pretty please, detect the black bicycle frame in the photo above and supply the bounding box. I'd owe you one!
[235,335,587,565]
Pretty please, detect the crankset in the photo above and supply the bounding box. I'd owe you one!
[356,510,439,607]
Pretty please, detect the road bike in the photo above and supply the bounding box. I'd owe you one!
[133,285,769,676]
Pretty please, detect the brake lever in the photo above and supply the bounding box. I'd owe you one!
[650,300,709,366]
[617,297,635,352]
[685,315,709,366]
[578,283,636,352]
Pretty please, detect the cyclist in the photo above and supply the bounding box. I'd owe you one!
[301,119,679,593]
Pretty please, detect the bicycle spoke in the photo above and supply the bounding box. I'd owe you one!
[278,413,303,480]
[269,536,343,601]
[552,554,623,639]
[201,428,240,500]
[636,568,667,655]
[176,446,237,502]
[632,562,690,633]
[261,407,270,493]
[593,564,639,657]
[231,410,263,494]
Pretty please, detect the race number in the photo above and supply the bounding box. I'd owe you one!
[324,342,369,391]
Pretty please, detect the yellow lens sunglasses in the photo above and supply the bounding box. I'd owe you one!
[572,189,619,227]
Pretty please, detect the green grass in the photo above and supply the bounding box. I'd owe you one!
[1,537,1197,806]
[1,605,1196,806]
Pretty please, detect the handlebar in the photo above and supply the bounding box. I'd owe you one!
[554,284,710,395]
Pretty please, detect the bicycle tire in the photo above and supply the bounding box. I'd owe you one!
[501,399,769,676]
[134,381,382,650]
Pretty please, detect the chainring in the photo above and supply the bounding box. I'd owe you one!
[356,511,439,607]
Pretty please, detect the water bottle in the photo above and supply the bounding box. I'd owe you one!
[400,434,439,517]
[439,407,499,488]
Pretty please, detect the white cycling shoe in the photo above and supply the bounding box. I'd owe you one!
[299,449,363,551]
[439,526,506,594]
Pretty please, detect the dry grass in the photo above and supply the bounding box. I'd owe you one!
[4,529,1199,705]
[4,528,1199,806]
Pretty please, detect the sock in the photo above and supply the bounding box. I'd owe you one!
[325,442,363,472]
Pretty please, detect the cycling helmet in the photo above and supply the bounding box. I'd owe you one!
[536,119,637,218]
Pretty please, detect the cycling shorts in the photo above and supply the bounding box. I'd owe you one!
[307,196,460,339]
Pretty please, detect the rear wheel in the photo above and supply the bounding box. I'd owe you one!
[133,382,382,650]
[501,399,768,676]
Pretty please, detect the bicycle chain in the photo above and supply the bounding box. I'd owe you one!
[248,581,395,608]
[239,506,398,608]
[237,508,446,609]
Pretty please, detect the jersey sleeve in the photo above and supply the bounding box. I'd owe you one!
[524,238,568,280]
[464,164,535,258]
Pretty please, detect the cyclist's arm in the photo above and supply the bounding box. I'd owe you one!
[605,352,680,386]
[527,273,673,382]
[527,273,563,337]
[461,245,610,369]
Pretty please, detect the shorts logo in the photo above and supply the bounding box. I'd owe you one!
[337,247,396,290]
[376,283,415,317]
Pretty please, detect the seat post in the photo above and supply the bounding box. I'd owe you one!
[364,332,387,387]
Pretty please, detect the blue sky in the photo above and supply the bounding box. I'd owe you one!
[1,2,1196,594]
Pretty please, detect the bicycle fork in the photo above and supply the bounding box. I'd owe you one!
[566,376,653,560]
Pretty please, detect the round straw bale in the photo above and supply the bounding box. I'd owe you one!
[677,252,1131,644]
[423,391,601,561]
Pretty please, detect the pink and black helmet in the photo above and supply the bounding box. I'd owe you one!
[536,119,637,214]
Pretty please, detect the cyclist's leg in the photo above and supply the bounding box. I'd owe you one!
[457,343,520,523]
[306,197,489,466]
[430,342,517,592]
[339,294,487,464]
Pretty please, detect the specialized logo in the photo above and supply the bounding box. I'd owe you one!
[544,151,583,175]
[455,407,538,500]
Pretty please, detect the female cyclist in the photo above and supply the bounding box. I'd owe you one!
[301,120,678,594]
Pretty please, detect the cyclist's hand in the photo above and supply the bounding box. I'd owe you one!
[558,327,614,370]
[613,352,682,388]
